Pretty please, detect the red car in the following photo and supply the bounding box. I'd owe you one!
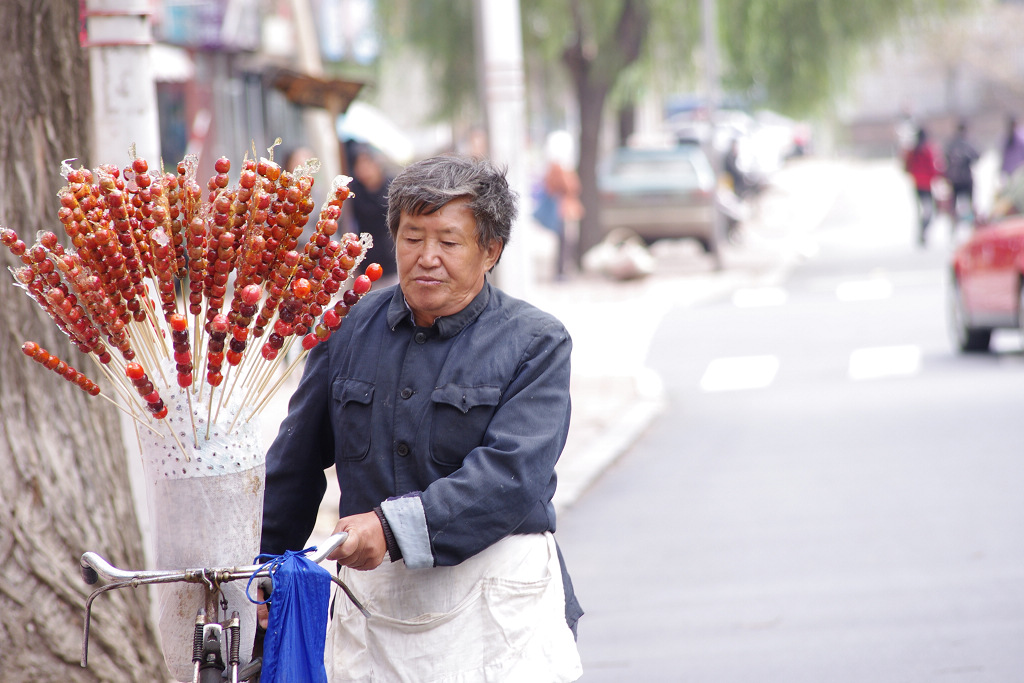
[949,215,1024,351]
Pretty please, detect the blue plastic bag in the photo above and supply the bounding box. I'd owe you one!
[248,548,331,683]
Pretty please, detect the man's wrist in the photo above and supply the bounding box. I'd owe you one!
[373,506,403,561]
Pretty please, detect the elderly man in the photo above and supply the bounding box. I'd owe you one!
[260,155,583,681]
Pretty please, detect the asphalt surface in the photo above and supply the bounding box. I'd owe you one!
[558,156,1024,681]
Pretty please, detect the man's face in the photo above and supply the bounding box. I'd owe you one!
[396,197,502,327]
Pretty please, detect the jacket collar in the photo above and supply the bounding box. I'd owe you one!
[386,280,492,339]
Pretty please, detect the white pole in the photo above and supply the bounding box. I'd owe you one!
[84,0,161,167]
[475,0,533,298]
[288,0,342,182]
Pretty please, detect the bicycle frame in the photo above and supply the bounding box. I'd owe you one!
[79,532,358,682]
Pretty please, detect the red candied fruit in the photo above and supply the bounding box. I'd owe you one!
[345,240,363,258]
[241,283,262,306]
[152,405,168,419]
[125,362,145,380]
[214,156,231,174]
[364,263,383,282]
[169,313,188,331]
[177,373,193,389]
[261,344,278,361]
[21,341,39,356]
[352,274,372,295]
[301,334,318,350]
[210,314,230,335]
[292,278,311,298]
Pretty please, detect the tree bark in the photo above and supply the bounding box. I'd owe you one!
[563,0,651,261]
[0,1,165,681]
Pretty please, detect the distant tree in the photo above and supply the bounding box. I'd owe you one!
[377,0,975,258]
[0,1,165,680]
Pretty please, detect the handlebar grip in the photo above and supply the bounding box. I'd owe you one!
[81,561,99,586]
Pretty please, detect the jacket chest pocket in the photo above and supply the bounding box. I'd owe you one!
[332,378,374,461]
[430,384,501,468]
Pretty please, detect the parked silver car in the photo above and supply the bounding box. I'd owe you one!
[597,144,719,252]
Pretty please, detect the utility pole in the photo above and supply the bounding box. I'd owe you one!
[474,0,533,298]
[288,0,342,182]
[702,0,720,156]
[702,0,725,265]
[83,0,161,166]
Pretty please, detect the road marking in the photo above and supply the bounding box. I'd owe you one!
[732,287,788,308]
[848,345,921,380]
[700,355,780,392]
[836,278,893,301]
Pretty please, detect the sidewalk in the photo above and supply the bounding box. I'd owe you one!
[256,157,849,542]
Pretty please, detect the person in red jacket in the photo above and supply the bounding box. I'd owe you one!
[904,127,945,246]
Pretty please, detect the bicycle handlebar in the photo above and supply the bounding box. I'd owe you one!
[80,532,349,587]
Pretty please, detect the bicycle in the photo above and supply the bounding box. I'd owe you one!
[80,532,355,683]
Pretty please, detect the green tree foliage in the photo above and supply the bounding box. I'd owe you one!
[718,0,974,116]
[375,0,976,254]
[376,0,478,122]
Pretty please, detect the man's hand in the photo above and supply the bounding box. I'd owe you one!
[256,586,269,629]
[328,511,387,570]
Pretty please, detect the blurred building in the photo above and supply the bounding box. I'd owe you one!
[840,0,1024,156]
[150,0,366,177]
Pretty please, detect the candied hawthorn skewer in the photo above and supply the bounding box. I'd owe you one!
[125,360,191,457]
[161,171,188,278]
[148,228,179,320]
[302,264,381,351]
[168,313,193,389]
[185,217,208,317]
[205,313,230,389]
[22,341,101,397]
[94,166,147,323]
[168,312,200,444]
[125,361,167,419]
[252,250,300,340]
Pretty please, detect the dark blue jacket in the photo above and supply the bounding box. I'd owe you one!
[261,281,582,629]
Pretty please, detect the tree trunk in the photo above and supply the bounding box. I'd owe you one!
[0,2,166,681]
[563,0,651,262]
[576,81,609,260]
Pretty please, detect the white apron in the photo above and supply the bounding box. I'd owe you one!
[325,532,582,683]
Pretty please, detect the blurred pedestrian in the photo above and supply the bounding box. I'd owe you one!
[533,131,583,279]
[1001,116,1024,180]
[723,138,748,196]
[944,120,979,224]
[903,127,944,246]
[347,144,397,283]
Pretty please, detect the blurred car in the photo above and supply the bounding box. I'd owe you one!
[597,144,719,253]
[948,215,1024,352]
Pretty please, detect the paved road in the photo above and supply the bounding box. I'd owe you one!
[557,159,1024,681]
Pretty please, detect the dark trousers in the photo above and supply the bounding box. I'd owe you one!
[950,181,974,222]
[915,188,934,243]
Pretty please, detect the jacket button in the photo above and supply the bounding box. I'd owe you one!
[396,442,410,457]
[400,387,413,399]
[414,332,427,344]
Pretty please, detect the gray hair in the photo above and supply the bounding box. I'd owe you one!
[386,155,517,260]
